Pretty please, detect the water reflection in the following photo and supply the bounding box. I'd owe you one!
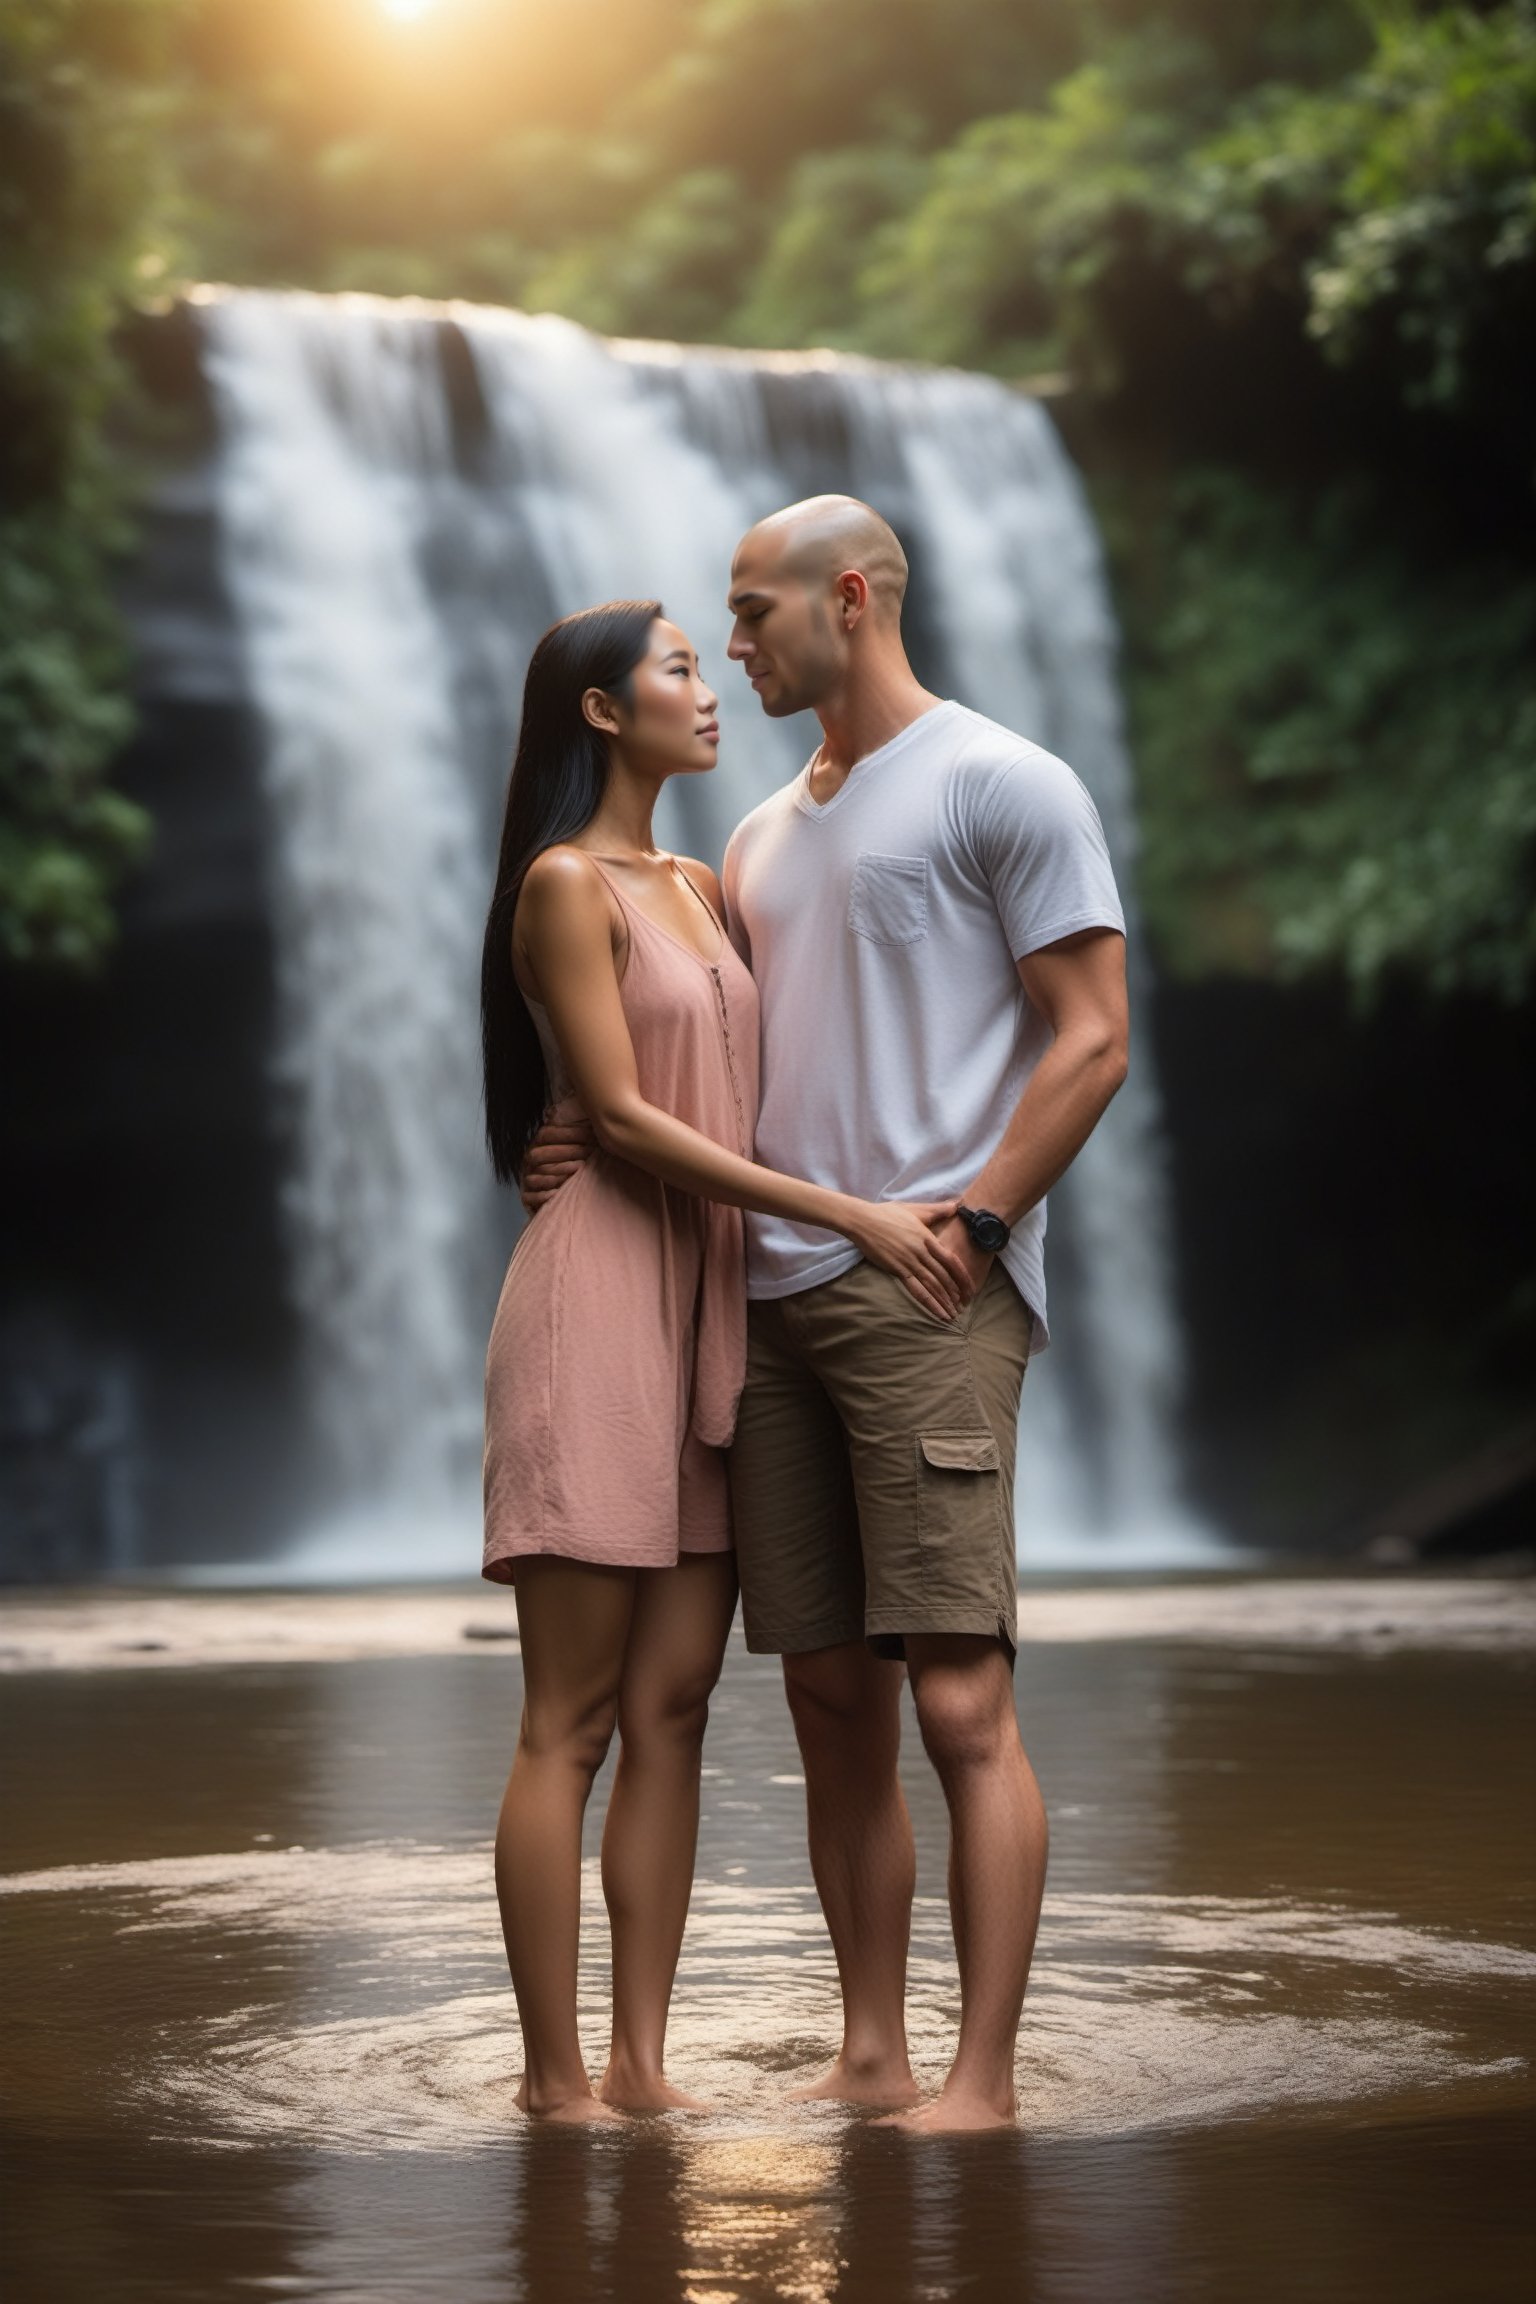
[279,2119,1179,2304]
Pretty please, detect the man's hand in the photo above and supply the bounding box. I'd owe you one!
[931,1215,994,1306]
[519,1113,596,1216]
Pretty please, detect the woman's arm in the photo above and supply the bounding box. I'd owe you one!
[515,849,967,1316]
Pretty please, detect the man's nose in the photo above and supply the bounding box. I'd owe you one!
[726,627,750,661]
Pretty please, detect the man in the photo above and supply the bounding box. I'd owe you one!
[527,495,1128,2131]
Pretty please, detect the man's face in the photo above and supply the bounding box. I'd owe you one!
[726,535,844,717]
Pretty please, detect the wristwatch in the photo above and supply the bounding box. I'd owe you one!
[958,1205,1011,1254]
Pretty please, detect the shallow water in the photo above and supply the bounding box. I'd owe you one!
[2,1591,1534,2301]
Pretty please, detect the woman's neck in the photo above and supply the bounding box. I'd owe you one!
[584,761,662,858]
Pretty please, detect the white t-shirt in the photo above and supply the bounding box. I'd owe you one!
[722,699,1125,1347]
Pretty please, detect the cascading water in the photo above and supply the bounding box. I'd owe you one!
[201,285,1216,1576]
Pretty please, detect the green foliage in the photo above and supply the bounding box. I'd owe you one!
[0,511,149,969]
[1183,7,1536,422]
[734,146,930,350]
[862,34,1225,376]
[868,4,1536,432]
[9,0,1533,1001]
[617,0,1074,187]
[0,0,169,971]
[1125,475,1536,1003]
[525,171,765,346]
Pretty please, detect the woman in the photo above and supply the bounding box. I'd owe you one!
[481,599,963,2123]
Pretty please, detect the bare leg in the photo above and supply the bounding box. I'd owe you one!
[882,1634,1047,2133]
[782,1640,920,2108]
[599,1551,738,2109]
[495,1557,635,2122]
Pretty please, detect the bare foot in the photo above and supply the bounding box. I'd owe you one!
[598,2068,712,2113]
[788,2055,921,2111]
[874,2089,1016,2135]
[515,2075,623,2124]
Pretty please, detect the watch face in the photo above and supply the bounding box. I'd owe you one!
[970,1211,1008,1253]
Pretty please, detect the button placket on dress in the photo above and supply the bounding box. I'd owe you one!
[708,964,749,1157]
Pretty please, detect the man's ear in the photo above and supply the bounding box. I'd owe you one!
[836,569,871,630]
[581,685,622,735]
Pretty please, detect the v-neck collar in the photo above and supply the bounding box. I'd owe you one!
[793,700,957,821]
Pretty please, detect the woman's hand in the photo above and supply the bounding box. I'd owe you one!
[837,1198,971,1322]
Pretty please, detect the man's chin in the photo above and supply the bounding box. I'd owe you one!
[757,687,808,719]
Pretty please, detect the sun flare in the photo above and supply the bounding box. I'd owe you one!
[377,0,438,21]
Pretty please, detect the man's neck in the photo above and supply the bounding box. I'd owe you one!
[809,657,944,803]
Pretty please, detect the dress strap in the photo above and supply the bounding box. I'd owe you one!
[582,851,725,962]
[581,852,652,943]
[667,856,727,939]
[580,853,629,908]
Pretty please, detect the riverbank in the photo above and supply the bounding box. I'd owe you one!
[3,1573,1533,1673]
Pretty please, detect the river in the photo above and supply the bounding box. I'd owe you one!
[3,1579,1532,2300]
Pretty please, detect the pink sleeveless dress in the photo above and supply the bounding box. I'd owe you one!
[482,862,761,1580]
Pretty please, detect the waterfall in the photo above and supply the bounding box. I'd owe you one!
[200,285,1217,1576]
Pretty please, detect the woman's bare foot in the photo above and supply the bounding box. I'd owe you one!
[515,2074,624,2123]
[875,2085,1016,2134]
[788,2054,921,2110]
[598,2064,711,2112]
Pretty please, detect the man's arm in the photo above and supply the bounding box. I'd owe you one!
[937,925,1129,1298]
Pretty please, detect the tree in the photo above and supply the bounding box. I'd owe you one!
[0,0,172,969]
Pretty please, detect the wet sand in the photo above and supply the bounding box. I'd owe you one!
[2,1579,1533,2301]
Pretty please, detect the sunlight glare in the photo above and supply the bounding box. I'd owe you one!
[378,0,438,21]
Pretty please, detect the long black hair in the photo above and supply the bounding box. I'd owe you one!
[481,598,662,1183]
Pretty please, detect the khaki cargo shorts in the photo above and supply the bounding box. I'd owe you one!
[727,1258,1032,1660]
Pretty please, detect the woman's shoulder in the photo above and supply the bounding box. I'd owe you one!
[672,853,725,909]
[522,842,607,889]
[519,845,614,909]
[516,847,621,949]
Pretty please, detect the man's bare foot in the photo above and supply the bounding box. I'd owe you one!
[875,2087,1017,2135]
[515,2075,623,2123]
[788,2055,921,2110]
[597,2066,711,2112]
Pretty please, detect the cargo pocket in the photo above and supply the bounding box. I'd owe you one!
[849,853,928,946]
[914,1429,1004,1571]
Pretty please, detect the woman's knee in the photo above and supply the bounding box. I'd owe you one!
[617,1673,713,1761]
[520,1688,619,1780]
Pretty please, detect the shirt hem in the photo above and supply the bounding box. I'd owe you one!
[1011,907,1126,961]
[746,1242,864,1302]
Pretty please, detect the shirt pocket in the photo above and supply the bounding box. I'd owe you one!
[848,853,929,947]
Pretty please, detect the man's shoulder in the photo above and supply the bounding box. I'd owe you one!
[939,707,1086,809]
[725,773,804,865]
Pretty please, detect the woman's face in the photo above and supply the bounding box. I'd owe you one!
[589,618,720,778]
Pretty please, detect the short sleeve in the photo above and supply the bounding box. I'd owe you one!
[967,748,1125,961]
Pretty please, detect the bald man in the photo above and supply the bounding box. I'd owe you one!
[528,496,1129,2131]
